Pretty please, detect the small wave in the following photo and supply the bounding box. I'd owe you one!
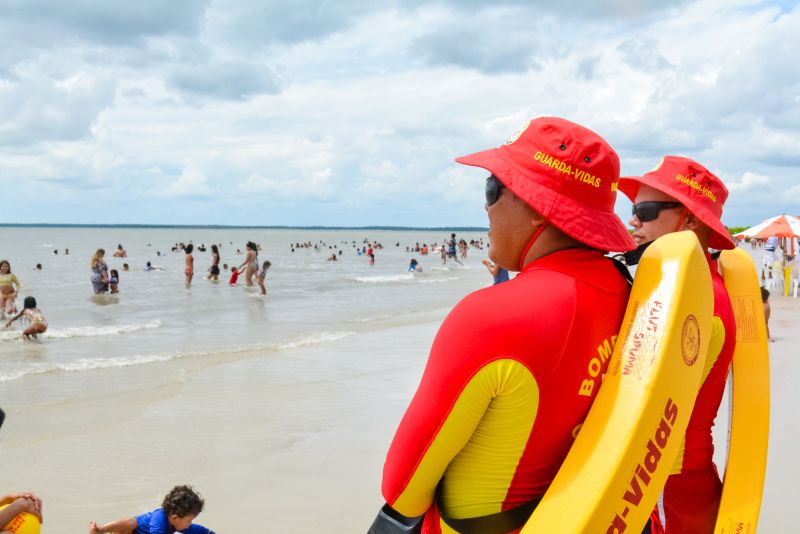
[353,273,414,283]
[276,331,355,349]
[0,353,177,382]
[0,320,162,341]
[419,277,459,284]
[0,329,356,382]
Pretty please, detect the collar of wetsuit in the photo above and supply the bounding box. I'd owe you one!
[619,241,653,266]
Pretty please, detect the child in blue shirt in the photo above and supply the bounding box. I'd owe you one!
[89,485,215,534]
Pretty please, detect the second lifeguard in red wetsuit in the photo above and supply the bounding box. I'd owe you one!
[620,156,737,534]
[369,117,636,534]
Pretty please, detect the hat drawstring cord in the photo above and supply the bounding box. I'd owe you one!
[673,208,690,233]
[518,222,549,271]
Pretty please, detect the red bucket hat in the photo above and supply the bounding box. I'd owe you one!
[455,117,636,252]
[618,156,735,250]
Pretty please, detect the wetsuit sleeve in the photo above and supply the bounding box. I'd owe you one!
[381,297,510,517]
[701,315,725,383]
[670,314,727,474]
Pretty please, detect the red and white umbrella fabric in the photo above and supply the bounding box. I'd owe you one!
[735,214,800,239]
[735,215,800,256]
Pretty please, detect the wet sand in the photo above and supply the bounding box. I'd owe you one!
[1,311,442,533]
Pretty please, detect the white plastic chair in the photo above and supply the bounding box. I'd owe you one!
[766,261,784,291]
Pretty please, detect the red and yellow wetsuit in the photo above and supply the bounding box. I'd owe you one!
[660,255,736,533]
[381,248,631,533]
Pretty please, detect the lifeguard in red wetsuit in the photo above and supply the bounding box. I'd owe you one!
[369,117,637,534]
[619,156,737,534]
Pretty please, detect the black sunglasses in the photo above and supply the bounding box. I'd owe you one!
[631,201,683,222]
[485,175,506,207]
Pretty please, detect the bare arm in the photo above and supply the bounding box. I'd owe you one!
[0,495,43,525]
[89,517,136,534]
[4,309,24,327]
[239,250,255,269]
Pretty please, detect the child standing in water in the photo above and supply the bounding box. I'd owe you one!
[109,269,120,294]
[4,296,47,340]
[229,266,241,286]
[89,485,215,534]
[257,260,271,295]
[184,244,194,288]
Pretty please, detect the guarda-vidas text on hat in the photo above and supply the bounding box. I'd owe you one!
[456,116,636,252]
[618,155,735,250]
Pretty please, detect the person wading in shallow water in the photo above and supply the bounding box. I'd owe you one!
[369,117,637,534]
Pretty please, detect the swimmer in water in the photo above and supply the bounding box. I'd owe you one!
[184,244,194,288]
[5,296,48,340]
[229,265,242,286]
[0,260,21,316]
[109,269,120,294]
[257,260,271,295]
[237,241,258,286]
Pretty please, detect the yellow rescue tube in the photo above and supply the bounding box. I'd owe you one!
[714,248,770,533]
[522,231,713,533]
[0,504,41,534]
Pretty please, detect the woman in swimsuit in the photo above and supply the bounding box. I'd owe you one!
[208,244,221,281]
[90,249,109,294]
[0,260,21,315]
[237,241,258,286]
[184,244,194,288]
[5,296,47,340]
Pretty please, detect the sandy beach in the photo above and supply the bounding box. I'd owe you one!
[1,244,797,533]
[2,308,447,532]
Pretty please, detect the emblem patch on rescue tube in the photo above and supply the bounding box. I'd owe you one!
[680,314,700,366]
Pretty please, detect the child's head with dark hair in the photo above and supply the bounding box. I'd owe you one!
[262,260,271,270]
[211,244,219,254]
[185,244,194,254]
[246,241,257,251]
[761,286,770,302]
[23,296,36,309]
[162,485,205,518]
[231,266,237,272]
[110,269,119,278]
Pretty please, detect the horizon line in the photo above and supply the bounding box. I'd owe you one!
[0,223,489,232]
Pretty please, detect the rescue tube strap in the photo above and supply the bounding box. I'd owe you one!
[438,496,542,534]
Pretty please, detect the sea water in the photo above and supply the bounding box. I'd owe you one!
[0,227,490,408]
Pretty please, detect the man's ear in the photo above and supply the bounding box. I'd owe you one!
[530,208,546,228]
[685,212,703,231]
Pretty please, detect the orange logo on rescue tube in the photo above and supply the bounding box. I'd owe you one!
[606,397,678,533]
[680,314,700,366]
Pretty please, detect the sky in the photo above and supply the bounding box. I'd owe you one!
[0,0,798,228]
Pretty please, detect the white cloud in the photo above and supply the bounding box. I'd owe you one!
[726,171,772,193]
[156,166,212,197]
[0,0,799,226]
